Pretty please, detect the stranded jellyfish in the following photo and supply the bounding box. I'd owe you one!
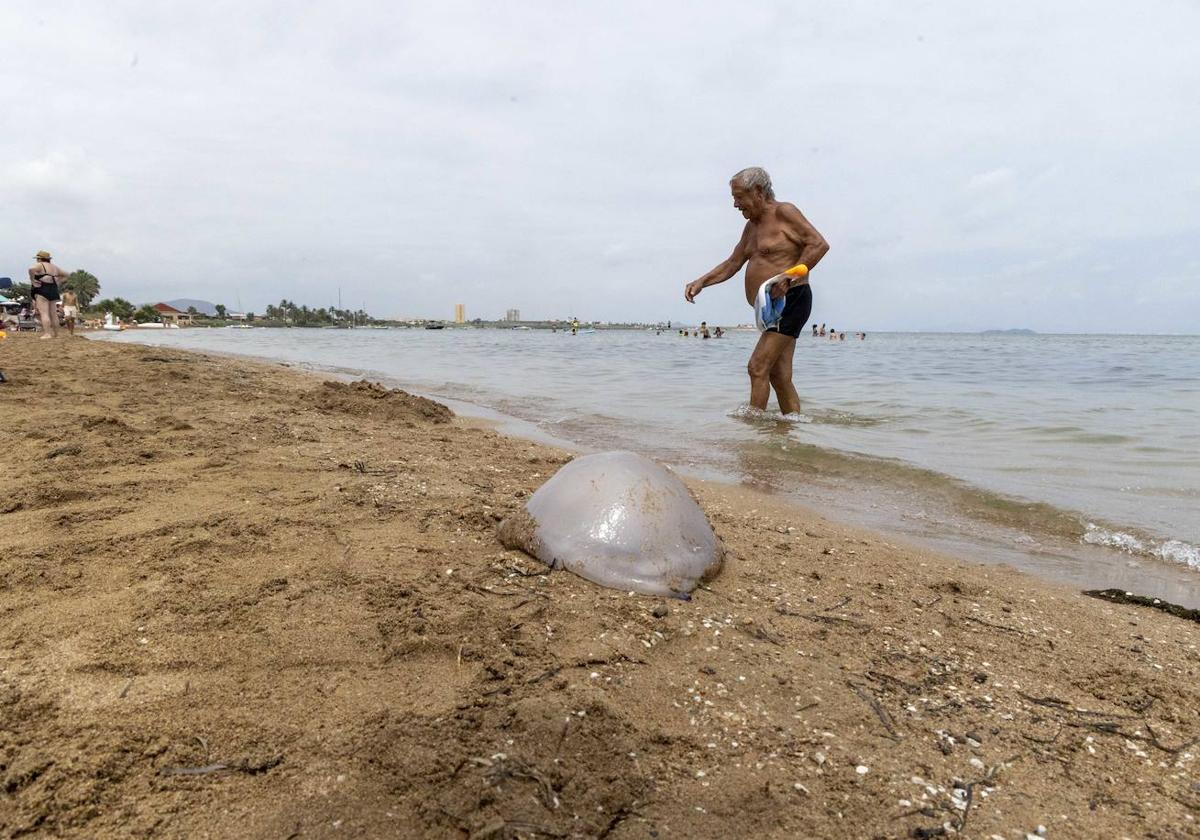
[498,451,724,599]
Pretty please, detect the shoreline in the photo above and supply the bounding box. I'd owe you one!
[85,331,1200,609]
[1,335,1197,838]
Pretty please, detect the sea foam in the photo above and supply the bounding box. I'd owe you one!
[1083,524,1200,571]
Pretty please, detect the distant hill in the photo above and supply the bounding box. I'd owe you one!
[163,298,218,316]
[981,328,1037,335]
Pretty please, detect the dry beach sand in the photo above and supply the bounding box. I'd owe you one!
[0,335,1197,839]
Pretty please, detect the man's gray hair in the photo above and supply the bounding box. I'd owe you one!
[730,167,774,200]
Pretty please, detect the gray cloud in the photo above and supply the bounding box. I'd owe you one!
[2,0,1197,331]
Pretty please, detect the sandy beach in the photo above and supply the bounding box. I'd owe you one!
[0,334,1197,839]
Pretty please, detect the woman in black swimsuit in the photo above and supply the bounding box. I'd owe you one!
[29,249,64,340]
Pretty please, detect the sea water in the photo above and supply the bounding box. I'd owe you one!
[97,328,1200,606]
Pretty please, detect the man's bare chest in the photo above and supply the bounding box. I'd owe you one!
[747,220,799,260]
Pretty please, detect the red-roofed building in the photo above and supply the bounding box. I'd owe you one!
[152,303,193,325]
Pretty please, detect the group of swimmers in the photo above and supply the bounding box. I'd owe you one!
[676,321,724,339]
[812,323,865,341]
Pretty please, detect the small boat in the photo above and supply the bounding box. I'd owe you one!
[512,325,531,331]
[425,322,446,330]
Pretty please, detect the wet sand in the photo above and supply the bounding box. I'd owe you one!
[1,335,1197,838]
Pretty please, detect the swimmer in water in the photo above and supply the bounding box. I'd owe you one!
[684,168,829,414]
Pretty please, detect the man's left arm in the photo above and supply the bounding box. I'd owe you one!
[779,203,830,286]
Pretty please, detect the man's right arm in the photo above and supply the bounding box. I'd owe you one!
[685,224,751,302]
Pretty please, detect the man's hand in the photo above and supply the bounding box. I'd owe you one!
[769,279,790,300]
[684,280,704,303]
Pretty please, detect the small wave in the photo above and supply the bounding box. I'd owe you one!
[1083,524,1200,571]
[728,405,812,424]
[729,404,890,428]
[737,438,1199,576]
[805,409,886,427]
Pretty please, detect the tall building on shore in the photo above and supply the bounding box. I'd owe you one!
[505,308,521,322]
[454,303,465,323]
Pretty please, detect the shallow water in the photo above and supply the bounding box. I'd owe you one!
[97,327,1200,606]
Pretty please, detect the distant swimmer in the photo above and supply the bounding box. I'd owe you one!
[811,324,818,337]
[819,323,826,337]
[700,321,710,339]
[684,167,829,414]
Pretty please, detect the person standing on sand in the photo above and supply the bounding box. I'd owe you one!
[684,167,829,414]
[29,250,67,340]
[61,289,79,335]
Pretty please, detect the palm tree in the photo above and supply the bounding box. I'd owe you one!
[65,270,101,307]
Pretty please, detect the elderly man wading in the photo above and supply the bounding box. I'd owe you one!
[685,167,829,414]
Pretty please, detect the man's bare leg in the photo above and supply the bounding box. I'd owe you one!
[768,340,801,414]
[747,331,793,410]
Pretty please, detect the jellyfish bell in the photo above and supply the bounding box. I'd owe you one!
[498,451,724,599]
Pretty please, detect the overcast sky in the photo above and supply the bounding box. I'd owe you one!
[2,1,1197,331]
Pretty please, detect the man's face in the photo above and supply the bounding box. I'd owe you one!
[730,184,763,220]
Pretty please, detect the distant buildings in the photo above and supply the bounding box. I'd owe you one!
[505,308,521,322]
[454,303,465,323]
[152,303,193,325]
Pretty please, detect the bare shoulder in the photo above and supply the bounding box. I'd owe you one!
[776,202,825,239]
[775,202,810,224]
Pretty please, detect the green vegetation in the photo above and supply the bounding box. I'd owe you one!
[93,297,136,320]
[261,299,373,327]
[134,304,161,323]
[4,282,32,301]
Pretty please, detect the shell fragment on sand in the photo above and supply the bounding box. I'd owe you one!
[498,451,724,598]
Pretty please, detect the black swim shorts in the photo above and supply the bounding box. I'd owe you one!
[769,283,812,339]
